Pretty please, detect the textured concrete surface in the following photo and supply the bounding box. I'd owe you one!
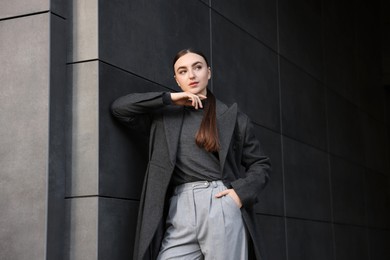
[68,0,98,62]
[68,61,99,197]
[0,0,48,19]
[47,12,68,260]
[0,13,50,260]
[66,197,98,260]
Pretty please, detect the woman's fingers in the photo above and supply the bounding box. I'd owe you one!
[215,189,243,208]
[171,92,205,109]
[192,94,202,109]
[198,94,207,100]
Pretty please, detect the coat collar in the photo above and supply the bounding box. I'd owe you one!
[216,100,237,171]
[163,100,238,171]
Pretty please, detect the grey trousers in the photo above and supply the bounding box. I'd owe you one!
[157,180,248,260]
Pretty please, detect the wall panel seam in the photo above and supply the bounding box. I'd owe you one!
[0,10,49,22]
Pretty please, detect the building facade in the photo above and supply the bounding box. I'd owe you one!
[0,0,389,259]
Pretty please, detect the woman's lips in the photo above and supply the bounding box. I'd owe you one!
[189,82,198,87]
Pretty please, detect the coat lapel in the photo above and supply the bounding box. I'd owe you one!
[216,101,238,171]
[162,101,237,171]
[163,106,184,166]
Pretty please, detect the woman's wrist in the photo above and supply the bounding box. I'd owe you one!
[162,92,173,105]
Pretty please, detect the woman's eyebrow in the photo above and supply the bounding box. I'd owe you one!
[191,61,202,67]
[176,61,203,72]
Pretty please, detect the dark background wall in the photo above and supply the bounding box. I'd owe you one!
[1,0,389,259]
[96,0,390,259]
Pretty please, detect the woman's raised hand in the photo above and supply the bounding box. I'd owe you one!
[170,92,207,109]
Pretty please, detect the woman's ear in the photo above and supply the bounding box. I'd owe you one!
[208,67,211,80]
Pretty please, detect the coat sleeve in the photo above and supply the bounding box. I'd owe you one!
[230,115,271,208]
[110,92,171,132]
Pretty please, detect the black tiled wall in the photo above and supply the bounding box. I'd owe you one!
[101,0,390,259]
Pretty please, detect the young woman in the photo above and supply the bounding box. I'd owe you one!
[111,49,271,260]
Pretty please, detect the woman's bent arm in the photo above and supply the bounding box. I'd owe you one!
[230,116,271,208]
[111,92,171,131]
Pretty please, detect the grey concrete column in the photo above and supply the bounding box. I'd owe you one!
[65,0,100,259]
[0,2,68,260]
[0,13,50,260]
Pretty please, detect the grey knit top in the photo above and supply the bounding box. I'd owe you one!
[171,106,221,186]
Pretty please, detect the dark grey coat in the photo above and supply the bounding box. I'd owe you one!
[111,92,271,260]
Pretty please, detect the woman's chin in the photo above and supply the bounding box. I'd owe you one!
[189,87,207,96]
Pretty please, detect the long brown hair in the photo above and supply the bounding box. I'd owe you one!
[173,48,220,152]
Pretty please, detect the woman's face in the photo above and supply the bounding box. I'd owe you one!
[173,52,211,96]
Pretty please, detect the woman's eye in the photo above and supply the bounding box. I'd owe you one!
[195,65,202,70]
[179,70,186,75]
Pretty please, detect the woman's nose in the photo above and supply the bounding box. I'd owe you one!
[188,70,195,79]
